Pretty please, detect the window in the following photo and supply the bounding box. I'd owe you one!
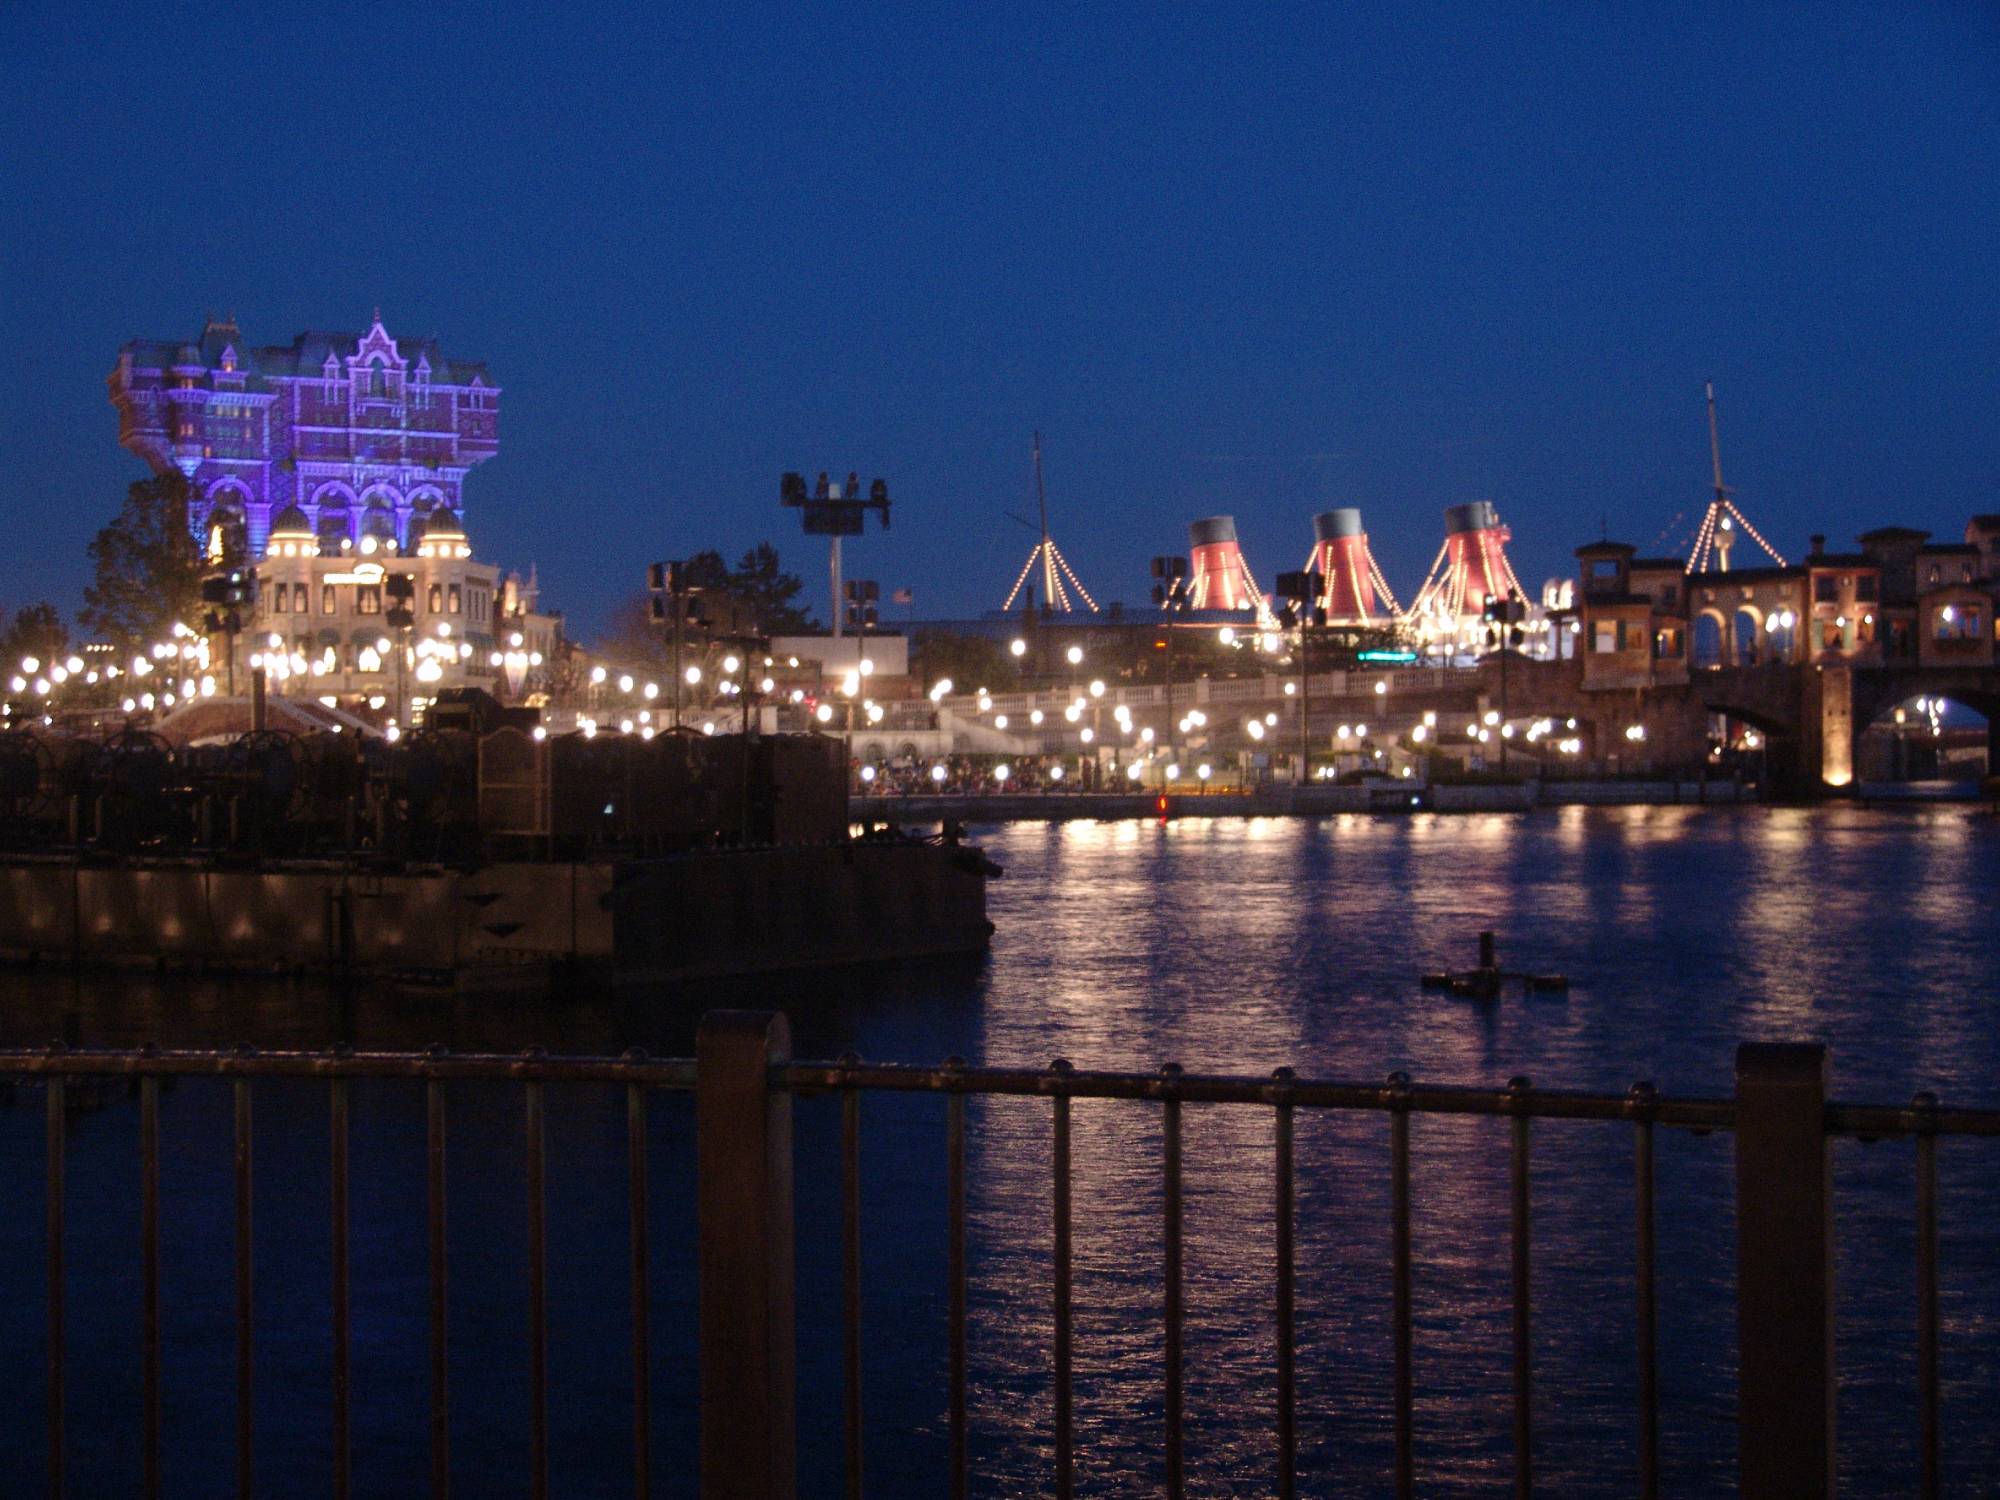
[1814,576,1838,603]
[1593,621,1619,653]
[1657,585,1677,609]
[358,586,381,616]
[294,583,310,613]
[322,584,337,615]
[1856,575,1877,602]
[448,584,462,614]
[1935,604,1981,642]
[428,583,443,614]
[1856,615,1877,645]
[1653,628,1681,659]
[271,587,288,614]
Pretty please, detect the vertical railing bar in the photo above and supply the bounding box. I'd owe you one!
[330,1074,350,1500]
[1631,1083,1658,1500]
[46,1073,65,1500]
[235,1074,254,1500]
[427,1075,450,1500]
[1914,1091,1940,1500]
[1509,1076,1533,1500]
[840,1056,864,1500]
[1389,1072,1413,1500]
[525,1076,548,1500]
[141,1071,160,1500]
[626,1079,650,1500]
[1053,1059,1074,1500]
[946,1069,968,1500]
[1273,1069,1296,1500]
[1162,1064,1185,1500]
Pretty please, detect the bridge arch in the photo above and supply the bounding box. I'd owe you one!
[1851,673,1998,783]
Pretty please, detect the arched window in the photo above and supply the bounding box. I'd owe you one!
[1733,608,1764,667]
[1692,613,1725,669]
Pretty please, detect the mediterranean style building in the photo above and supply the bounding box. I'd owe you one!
[1574,517,2000,693]
[109,312,499,558]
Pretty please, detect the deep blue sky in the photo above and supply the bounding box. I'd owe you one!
[3,3,1995,637]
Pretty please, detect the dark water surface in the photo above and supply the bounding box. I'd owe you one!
[1,805,1996,1495]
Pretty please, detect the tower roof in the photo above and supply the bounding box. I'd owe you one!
[422,507,466,539]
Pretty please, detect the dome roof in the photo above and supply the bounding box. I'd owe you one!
[269,504,313,536]
[423,507,466,540]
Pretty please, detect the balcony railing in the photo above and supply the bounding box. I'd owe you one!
[3,1019,1995,1499]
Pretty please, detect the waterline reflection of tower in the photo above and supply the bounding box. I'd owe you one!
[1000,433,1099,613]
[1686,381,1785,574]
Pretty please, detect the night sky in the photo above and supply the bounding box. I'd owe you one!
[3,3,1995,637]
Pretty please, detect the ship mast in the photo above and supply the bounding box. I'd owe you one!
[1686,381,1785,574]
[1034,432,1057,608]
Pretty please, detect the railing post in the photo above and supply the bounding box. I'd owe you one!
[1734,1043,1834,1499]
[698,1011,796,1500]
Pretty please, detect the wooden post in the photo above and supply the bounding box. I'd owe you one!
[698,1011,796,1500]
[1734,1043,1834,1498]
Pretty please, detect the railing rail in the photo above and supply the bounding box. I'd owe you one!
[5,1026,1996,1499]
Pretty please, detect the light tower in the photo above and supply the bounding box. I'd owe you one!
[1686,382,1784,574]
[781,470,891,639]
[999,433,1098,613]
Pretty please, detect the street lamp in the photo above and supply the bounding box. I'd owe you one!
[1151,555,1192,783]
[1273,567,1325,784]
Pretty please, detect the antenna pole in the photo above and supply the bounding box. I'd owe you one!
[1033,432,1057,608]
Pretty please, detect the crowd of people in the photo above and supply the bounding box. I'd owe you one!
[851,753,1117,795]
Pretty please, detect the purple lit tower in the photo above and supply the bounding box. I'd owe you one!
[109,312,499,556]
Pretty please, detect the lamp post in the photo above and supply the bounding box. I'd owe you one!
[1151,556,1191,786]
[1482,590,1525,772]
[1274,569,1325,784]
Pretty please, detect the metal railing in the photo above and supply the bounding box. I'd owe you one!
[6,1019,1997,1499]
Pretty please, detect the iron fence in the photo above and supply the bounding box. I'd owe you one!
[4,1018,1996,1500]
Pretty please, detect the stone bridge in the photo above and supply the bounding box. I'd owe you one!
[1695,662,2000,790]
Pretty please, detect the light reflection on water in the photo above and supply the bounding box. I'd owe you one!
[926,805,1999,1497]
[0,805,1992,1496]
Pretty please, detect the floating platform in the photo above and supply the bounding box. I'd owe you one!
[1419,930,1568,1000]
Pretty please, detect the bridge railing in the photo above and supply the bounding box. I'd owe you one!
[7,1023,1995,1499]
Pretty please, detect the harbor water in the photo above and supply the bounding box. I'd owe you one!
[0,803,1995,1495]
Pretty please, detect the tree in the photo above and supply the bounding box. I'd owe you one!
[81,473,208,647]
[592,544,816,664]
[912,631,1021,693]
[729,542,815,634]
[0,603,67,670]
